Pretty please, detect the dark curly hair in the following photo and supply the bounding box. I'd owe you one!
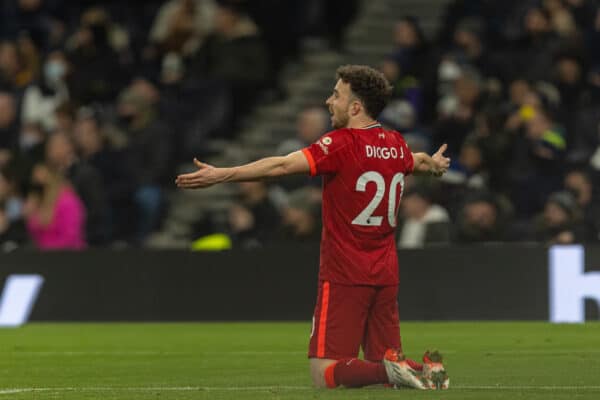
[336,65,393,119]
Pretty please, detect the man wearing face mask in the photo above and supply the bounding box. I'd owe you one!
[21,49,70,133]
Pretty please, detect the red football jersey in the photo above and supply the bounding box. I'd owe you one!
[301,124,414,286]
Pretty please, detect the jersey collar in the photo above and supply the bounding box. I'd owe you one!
[360,122,382,129]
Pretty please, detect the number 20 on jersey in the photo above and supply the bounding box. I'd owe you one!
[352,172,405,227]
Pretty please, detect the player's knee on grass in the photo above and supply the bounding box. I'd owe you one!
[310,358,337,388]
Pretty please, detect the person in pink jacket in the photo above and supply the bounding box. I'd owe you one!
[25,163,86,250]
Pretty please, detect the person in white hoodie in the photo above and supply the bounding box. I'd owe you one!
[397,184,450,248]
[21,49,70,133]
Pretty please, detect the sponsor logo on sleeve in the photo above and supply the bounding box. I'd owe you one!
[318,136,332,154]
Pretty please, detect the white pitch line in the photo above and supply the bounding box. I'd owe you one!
[11,351,185,356]
[0,386,312,395]
[2,385,600,395]
[455,386,600,390]
[468,350,600,355]
[0,389,32,395]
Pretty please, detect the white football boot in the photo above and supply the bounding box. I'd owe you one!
[382,349,427,390]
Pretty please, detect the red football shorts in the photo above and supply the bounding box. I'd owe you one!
[308,280,401,361]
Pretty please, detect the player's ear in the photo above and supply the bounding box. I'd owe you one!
[350,100,362,116]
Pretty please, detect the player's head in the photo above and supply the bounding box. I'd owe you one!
[326,65,393,129]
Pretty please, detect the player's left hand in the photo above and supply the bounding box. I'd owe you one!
[175,158,227,189]
[431,144,451,177]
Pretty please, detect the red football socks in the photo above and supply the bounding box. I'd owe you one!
[324,358,389,388]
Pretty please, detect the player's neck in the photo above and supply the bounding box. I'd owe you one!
[346,116,379,129]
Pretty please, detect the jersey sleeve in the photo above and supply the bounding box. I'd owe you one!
[301,129,351,176]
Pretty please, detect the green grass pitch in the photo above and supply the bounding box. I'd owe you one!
[1,322,599,399]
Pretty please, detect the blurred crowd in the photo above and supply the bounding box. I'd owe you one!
[383,0,600,247]
[0,0,357,250]
[2,0,600,251]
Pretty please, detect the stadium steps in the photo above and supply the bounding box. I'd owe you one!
[148,0,449,248]
[237,0,449,153]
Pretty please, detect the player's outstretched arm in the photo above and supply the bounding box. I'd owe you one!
[412,144,451,177]
[175,150,310,189]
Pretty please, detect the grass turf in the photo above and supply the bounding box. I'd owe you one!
[0,322,599,399]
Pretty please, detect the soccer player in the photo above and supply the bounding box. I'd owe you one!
[176,65,451,390]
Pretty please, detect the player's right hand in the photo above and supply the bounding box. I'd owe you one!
[175,158,226,189]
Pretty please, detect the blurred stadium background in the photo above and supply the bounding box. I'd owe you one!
[1,0,600,397]
[0,0,599,250]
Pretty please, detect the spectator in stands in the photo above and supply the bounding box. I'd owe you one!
[433,66,482,157]
[553,52,587,126]
[397,185,450,248]
[277,187,321,243]
[0,41,22,89]
[15,33,41,89]
[53,101,76,135]
[0,92,19,159]
[503,80,538,132]
[0,0,58,51]
[45,131,111,245]
[160,52,186,86]
[149,0,216,58]
[568,70,600,164]
[191,1,269,126]
[17,121,45,165]
[276,106,329,155]
[379,100,429,152]
[73,110,134,241]
[524,108,566,173]
[390,16,428,79]
[21,49,70,133]
[382,16,428,114]
[505,100,566,217]
[513,6,561,81]
[451,17,498,79]
[455,191,507,243]
[449,139,488,189]
[227,181,280,248]
[65,7,129,104]
[0,164,27,248]
[564,169,600,241]
[273,106,328,192]
[129,77,161,107]
[534,190,583,244]
[381,54,423,117]
[24,162,86,250]
[470,109,514,192]
[544,0,578,38]
[116,83,171,243]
